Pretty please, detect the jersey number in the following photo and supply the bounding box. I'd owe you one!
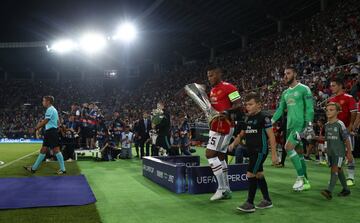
[209,137,216,146]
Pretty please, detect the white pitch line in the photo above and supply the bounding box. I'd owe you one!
[0,150,38,169]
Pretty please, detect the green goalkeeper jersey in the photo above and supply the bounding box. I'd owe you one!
[272,83,314,129]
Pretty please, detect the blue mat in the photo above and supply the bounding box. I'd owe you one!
[0,175,96,210]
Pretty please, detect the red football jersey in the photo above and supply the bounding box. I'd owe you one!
[209,81,240,112]
[328,93,357,127]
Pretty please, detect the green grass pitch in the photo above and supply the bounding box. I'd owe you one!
[0,144,359,223]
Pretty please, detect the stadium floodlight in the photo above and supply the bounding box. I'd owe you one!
[79,33,107,54]
[47,39,77,53]
[113,22,137,42]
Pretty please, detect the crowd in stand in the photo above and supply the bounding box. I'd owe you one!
[0,0,359,145]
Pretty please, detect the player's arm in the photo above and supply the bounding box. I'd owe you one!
[303,86,314,124]
[349,111,357,132]
[340,123,353,162]
[35,119,49,131]
[224,88,241,117]
[264,116,278,164]
[36,108,54,131]
[228,130,245,152]
[271,92,286,124]
[344,137,353,162]
[266,127,278,165]
[348,98,357,132]
[354,112,360,132]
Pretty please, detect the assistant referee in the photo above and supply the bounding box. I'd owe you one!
[24,96,66,175]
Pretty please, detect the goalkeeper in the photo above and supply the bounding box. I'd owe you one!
[271,66,314,192]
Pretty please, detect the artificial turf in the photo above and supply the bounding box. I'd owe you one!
[0,144,359,223]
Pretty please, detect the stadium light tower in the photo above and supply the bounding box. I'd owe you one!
[79,33,107,54]
[47,39,77,53]
[113,22,137,43]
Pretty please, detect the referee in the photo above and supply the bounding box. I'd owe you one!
[24,96,66,175]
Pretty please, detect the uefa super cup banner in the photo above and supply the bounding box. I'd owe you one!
[187,164,249,194]
[0,138,43,144]
[142,157,187,194]
[156,156,200,167]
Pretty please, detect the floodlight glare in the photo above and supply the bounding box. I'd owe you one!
[113,23,137,42]
[79,33,107,54]
[47,39,77,53]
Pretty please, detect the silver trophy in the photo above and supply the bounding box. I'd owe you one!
[184,83,220,124]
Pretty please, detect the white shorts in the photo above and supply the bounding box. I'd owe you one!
[318,143,325,152]
[206,128,234,153]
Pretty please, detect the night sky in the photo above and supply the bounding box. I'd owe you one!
[0,0,331,71]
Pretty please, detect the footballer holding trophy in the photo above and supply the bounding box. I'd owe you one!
[185,66,241,201]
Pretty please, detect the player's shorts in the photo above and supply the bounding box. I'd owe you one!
[286,126,305,148]
[206,128,234,153]
[43,128,60,149]
[247,151,268,174]
[156,135,171,150]
[328,155,345,168]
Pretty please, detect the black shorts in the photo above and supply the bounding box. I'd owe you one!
[156,135,171,150]
[247,151,268,174]
[43,128,60,149]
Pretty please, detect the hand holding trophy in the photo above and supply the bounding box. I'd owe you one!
[184,83,231,134]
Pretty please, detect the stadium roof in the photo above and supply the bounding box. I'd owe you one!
[0,0,331,71]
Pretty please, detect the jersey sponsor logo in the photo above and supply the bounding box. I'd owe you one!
[245,129,258,134]
[287,98,296,106]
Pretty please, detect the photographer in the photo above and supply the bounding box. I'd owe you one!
[179,116,191,155]
[100,136,117,161]
[170,131,181,155]
[96,116,108,149]
[79,103,90,149]
[149,128,158,156]
[62,114,79,161]
[120,126,134,159]
[87,103,97,149]
[112,112,125,148]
